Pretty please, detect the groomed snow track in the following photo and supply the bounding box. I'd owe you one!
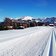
[0,26,56,56]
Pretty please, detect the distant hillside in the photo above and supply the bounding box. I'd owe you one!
[44,17,56,24]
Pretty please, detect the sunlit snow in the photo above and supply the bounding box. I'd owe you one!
[0,26,56,56]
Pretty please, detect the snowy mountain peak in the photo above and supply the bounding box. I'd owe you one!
[22,16,33,20]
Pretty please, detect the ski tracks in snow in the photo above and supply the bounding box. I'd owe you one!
[0,26,56,56]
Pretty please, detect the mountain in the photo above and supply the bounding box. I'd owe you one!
[44,17,56,24]
[21,16,33,21]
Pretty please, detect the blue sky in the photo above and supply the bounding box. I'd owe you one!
[0,0,56,21]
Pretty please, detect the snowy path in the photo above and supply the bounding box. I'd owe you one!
[0,26,56,56]
[53,28,56,56]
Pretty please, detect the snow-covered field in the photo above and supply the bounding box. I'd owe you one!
[0,26,56,56]
[53,27,56,56]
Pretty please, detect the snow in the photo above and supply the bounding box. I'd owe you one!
[42,31,52,56]
[0,26,56,56]
[53,27,56,56]
[22,16,33,20]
